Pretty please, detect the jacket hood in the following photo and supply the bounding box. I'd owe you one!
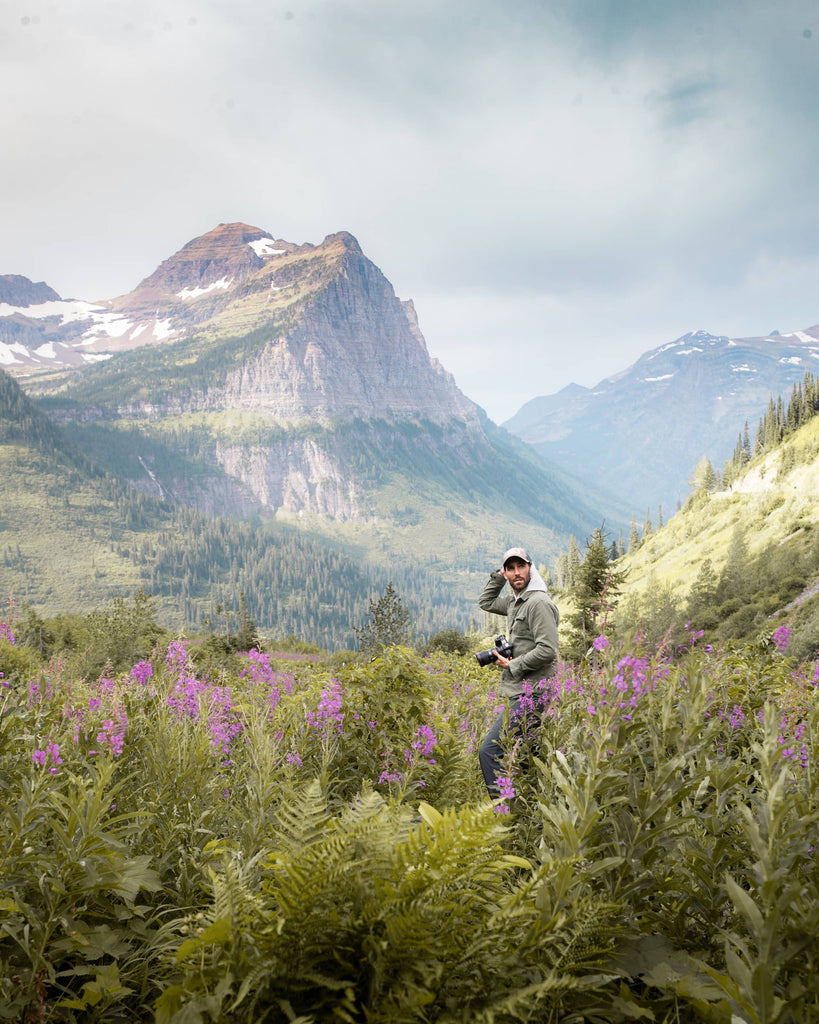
[516,563,550,599]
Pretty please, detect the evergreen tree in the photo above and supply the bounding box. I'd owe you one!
[628,517,641,553]
[690,455,717,494]
[566,535,581,588]
[564,527,628,661]
[354,582,413,654]
[643,507,654,539]
[717,527,749,603]
[687,559,718,620]
[553,552,569,591]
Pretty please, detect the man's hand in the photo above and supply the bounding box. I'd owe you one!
[493,651,511,670]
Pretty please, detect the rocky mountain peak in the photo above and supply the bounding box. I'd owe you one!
[130,222,298,299]
[0,275,61,307]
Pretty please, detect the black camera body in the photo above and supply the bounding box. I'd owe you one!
[475,634,514,667]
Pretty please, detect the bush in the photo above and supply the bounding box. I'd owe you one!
[426,628,471,655]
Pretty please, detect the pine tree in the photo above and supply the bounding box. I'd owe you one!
[627,517,640,553]
[353,582,413,654]
[566,536,581,588]
[690,455,717,494]
[564,526,628,661]
[717,527,749,602]
[687,559,718,619]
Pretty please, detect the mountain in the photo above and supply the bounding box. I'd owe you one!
[504,328,819,516]
[1,224,615,640]
[0,366,481,648]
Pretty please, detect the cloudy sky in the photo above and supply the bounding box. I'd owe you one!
[4,0,819,422]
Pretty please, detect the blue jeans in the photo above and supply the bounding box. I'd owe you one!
[478,696,541,798]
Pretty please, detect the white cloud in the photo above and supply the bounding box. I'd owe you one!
[2,0,819,421]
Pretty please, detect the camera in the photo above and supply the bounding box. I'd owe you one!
[475,634,513,667]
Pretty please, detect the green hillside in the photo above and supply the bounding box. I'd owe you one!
[610,407,819,658]
[0,371,485,647]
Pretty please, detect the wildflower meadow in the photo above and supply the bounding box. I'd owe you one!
[2,619,819,1023]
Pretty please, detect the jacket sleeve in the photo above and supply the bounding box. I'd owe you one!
[478,571,509,616]
[507,596,559,682]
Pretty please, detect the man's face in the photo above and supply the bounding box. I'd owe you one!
[503,557,531,593]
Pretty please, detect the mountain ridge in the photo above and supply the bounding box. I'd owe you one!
[505,327,819,514]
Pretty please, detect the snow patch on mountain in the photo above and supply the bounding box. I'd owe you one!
[248,238,286,257]
[0,299,103,322]
[153,319,175,340]
[177,277,233,300]
[0,342,30,365]
[83,314,135,339]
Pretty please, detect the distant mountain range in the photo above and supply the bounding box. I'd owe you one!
[504,328,819,515]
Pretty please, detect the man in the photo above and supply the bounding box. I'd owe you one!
[477,546,560,798]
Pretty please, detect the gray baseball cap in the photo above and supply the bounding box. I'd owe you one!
[502,546,532,567]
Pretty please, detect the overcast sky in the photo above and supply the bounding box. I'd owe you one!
[4,0,819,422]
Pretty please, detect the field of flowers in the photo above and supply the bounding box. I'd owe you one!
[1,620,819,1023]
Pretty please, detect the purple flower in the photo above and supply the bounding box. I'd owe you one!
[773,625,790,651]
[411,725,437,758]
[165,640,189,672]
[0,622,15,645]
[306,678,344,737]
[728,705,744,729]
[592,635,610,652]
[32,742,62,772]
[130,661,153,686]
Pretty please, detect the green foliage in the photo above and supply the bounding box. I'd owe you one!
[13,590,169,679]
[562,526,628,661]
[425,628,471,655]
[4,615,819,1021]
[353,581,413,654]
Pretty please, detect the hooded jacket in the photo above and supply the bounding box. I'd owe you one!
[478,563,560,698]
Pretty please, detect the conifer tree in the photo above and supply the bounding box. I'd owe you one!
[566,535,581,588]
[687,559,718,620]
[627,517,640,553]
[564,526,628,661]
[354,581,413,654]
[717,527,749,602]
[690,455,717,494]
[553,551,569,591]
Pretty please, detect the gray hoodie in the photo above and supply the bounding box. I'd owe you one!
[478,565,560,698]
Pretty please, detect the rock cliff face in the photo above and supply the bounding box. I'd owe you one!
[10,223,602,557]
[213,243,475,427]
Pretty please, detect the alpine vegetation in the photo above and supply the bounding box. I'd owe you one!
[2,611,819,1023]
